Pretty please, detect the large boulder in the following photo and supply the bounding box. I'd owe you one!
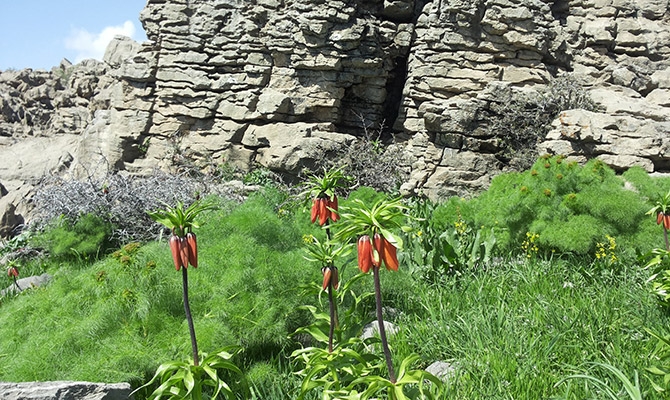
[0,181,32,238]
[539,108,670,172]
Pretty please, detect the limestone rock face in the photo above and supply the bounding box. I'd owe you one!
[395,0,670,196]
[539,108,670,172]
[0,0,669,209]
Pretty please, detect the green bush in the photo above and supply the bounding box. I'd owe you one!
[430,156,654,258]
[623,166,670,203]
[193,188,318,354]
[35,213,113,261]
[243,166,281,187]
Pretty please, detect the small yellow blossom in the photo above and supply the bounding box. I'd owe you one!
[521,232,540,259]
[595,235,618,265]
[454,218,467,235]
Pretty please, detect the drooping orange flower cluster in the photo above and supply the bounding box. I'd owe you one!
[657,211,670,230]
[311,196,339,226]
[357,233,398,273]
[169,231,198,271]
[321,266,340,291]
[7,266,19,278]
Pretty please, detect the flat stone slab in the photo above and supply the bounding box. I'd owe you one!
[0,381,133,400]
[1,273,52,296]
[426,360,458,382]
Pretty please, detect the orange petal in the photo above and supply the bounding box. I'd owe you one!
[310,199,318,224]
[329,196,339,222]
[322,267,332,290]
[180,237,190,269]
[382,238,399,271]
[318,199,328,226]
[357,236,372,273]
[372,234,382,268]
[169,236,182,271]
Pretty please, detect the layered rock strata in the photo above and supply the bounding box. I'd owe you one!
[0,0,669,232]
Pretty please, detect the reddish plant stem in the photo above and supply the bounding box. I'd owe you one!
[327,274,335,353]
[373,266,396,384]
[182,267,199,366]
[325,220,337,353]
[12,276,21,292]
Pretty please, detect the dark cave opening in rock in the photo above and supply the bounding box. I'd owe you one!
[551,0,569,26]
[381,55,408,138]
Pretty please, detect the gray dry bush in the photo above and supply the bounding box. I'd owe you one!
[330,121,409,194]
[31,169,245,244]
[482,75,599,170]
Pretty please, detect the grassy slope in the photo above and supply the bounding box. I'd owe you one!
[0,190,322,386]
[0,187,669,399]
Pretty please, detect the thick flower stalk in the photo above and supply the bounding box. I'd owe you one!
[301,167,351,352]
[148,199,217,367]
[7,266,20,291]
[322,264,339,352]
[340,197,408,384]
[357,232,399,383]
[304,236,349,353]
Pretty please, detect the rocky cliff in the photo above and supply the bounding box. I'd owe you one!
[1,0,669,232]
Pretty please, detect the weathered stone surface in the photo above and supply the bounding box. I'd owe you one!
[0,201,21,238]
[249,123,356,174]
[0,180,32,238]
[426,361,458,382]
[0,273,52,296]
[104,36,142,68]
[0,381,132,400]
[361,320,398,341]
[0,135,79,181]
[539,109,670,172]
[0,0,669,205]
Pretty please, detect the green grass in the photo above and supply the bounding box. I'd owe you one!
[384,259,666,399]
[1,186,669,399]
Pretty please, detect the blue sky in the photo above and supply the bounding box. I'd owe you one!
[0,1,148,71]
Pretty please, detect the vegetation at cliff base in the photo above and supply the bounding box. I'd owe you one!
[1,158,670,399]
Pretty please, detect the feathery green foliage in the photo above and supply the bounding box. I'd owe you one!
[441,156,654,257]
[34,213,112,261]
[2,163,670,399]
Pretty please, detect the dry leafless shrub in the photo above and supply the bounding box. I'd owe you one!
[31,168,247,244]
[484,75,599,170]
[330,118,410,194]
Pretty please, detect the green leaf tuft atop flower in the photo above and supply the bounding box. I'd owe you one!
[148,198,219,237]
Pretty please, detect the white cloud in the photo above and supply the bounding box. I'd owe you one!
[65,20,137,63]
